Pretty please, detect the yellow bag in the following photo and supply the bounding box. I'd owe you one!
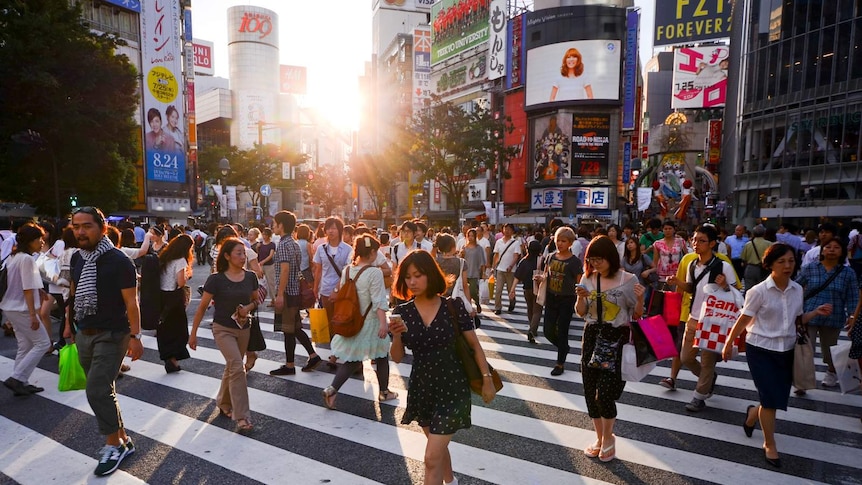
[488,274,495,297]
[309,308,330,344]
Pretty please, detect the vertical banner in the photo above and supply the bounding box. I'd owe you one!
[671,45,729,108]
[226,186,238,211]
[708,119,722,170]
[413,27,432,114]
[487,0,506,81]
[141,0,186,183]
[623,141,631,184]
[622,10,639,131]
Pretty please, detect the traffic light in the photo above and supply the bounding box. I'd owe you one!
[69,195,78,208]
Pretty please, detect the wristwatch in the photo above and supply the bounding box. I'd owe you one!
[130,333,142,340]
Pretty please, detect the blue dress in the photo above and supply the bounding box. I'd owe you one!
[395,297,473,435]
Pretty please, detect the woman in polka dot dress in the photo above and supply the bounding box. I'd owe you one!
[389,250,496,485]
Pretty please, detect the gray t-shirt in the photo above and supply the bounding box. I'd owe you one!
[436,256,464,297]
[463,245,486,279]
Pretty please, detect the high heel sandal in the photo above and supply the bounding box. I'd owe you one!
[378,390,398,402]
[235,418,253,434]
[322,386,337,410]
[244,352,257,372]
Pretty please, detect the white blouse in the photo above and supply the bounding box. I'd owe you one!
[740,276,803,352]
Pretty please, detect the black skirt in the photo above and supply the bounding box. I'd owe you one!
[746,343,793,411]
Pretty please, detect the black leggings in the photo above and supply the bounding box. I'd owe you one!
[331,357,390,394]
[581,323,629,419]
[281,307,315,363]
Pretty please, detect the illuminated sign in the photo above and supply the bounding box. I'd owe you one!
[238,11,273,38]
[525,40,621,107]
[653,0,732,47]
[570,114,611,179]
[431,0,491,65]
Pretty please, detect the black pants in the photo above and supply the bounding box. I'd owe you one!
[275,295,315,364]
[581,323,629,419]
[543,293,576,364]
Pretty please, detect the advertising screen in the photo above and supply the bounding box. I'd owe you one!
[671,45,729,108]
[533,113,572,182]
[525,40,621,107]
[431,0,491,65]
[654,0,732,47]
[570,114,611,179]
[140,0,185,184]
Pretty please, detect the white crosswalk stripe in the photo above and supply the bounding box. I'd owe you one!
[1,288,860,484]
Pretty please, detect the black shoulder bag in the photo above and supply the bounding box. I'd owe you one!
[587,276,620,372]
[688,256,720,312]
[804,265,844,301]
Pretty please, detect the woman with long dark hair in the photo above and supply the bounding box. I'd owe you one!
[389,250,495,485]
[189,237,259,433]
[1,223,51,396]
[512,240,542,343]
[158,234,194,373]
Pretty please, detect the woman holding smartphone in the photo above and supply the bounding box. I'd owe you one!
[389,250,495,485]
[189,237,259,433]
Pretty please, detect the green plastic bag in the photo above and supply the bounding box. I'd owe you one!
[58,343,87,391]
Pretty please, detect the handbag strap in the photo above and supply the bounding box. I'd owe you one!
[596,275,603,325]
[804,265,844,301]
[324,245,342,275]
[445,298,462,337]
[497,239,517,268]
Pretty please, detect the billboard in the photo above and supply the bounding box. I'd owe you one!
[431,0,491,65]
[530,187,609,210]
[570,114,611,179]
[280,65,307,94]
[671,46,729,108]
[192,39,214,76]
[413,27,432,112]
[236,90,277,148]
[140,0,185,183]
[654,0,732,47]
[505,13,526,89]
[525,40,621,107]
[622,11,639,131]
[486,0,506,81]
[533,113,572,182]
[375,0,435,11]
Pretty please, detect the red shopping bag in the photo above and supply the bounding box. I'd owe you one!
[663,291,682,327]
[638,314,679,361]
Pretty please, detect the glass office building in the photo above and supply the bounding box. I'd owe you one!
[732,0,862,224]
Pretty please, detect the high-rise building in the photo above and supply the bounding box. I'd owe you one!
[726,1,862,226]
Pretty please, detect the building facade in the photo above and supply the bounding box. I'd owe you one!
[729,0,862,225]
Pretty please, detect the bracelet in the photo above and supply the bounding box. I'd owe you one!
[849,316,856,320]
[482,373,493,378]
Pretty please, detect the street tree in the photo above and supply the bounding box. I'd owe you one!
[406,95,519,218]
[0,0,140,214]
[348,145,408,219]
[303,165,348,217]
[198,143,308,216]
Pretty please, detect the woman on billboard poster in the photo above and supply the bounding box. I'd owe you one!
[145,108,173,152]
[165,105,185,153]
[549,48,594,102]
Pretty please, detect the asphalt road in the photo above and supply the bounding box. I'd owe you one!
[0,265,860,484]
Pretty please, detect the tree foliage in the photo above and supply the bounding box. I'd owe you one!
[348,144,408,219]
[303,165,348,217]
[0,0,140,214]
[406,95,519,216]
[198,144,308,209]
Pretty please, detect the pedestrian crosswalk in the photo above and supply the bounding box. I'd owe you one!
[1,291,860,484]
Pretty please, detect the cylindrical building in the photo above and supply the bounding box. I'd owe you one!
[227,6,280,149]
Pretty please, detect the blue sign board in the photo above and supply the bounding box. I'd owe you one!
[260,184,272,197]
[103,0,140,13]
[622,10,639,131]
[623,142,632,184]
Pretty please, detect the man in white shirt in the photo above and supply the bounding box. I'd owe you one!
[390,221,418,270]
[802,223,838,268]
[725,224,749,277]
[492,223,521,314]
[668,224,737,413]
[455,222,472,251]
[414,221,433,252]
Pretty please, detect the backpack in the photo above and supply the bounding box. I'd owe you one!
[139,252,162,330]
[330,265,374,338]
[194,234,205,248]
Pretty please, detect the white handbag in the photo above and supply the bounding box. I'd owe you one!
[535,254,549,306]
[452,259,474,313]
[621,340,657,382]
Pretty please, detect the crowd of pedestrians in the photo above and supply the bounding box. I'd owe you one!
[2,210,861,479]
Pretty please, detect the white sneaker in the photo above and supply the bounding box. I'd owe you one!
[822,371,838,388]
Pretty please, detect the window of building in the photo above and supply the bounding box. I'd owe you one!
[853,19,862,79]
[806,30,819,89]
[835,22,852,84]
[792,1,809,36]
[792,36,805,92]
[778,39,791,96]
[820,27,836,86]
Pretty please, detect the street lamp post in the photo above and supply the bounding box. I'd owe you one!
[218,157,231,222]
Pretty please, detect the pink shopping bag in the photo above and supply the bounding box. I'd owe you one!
[638,314,679,361]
